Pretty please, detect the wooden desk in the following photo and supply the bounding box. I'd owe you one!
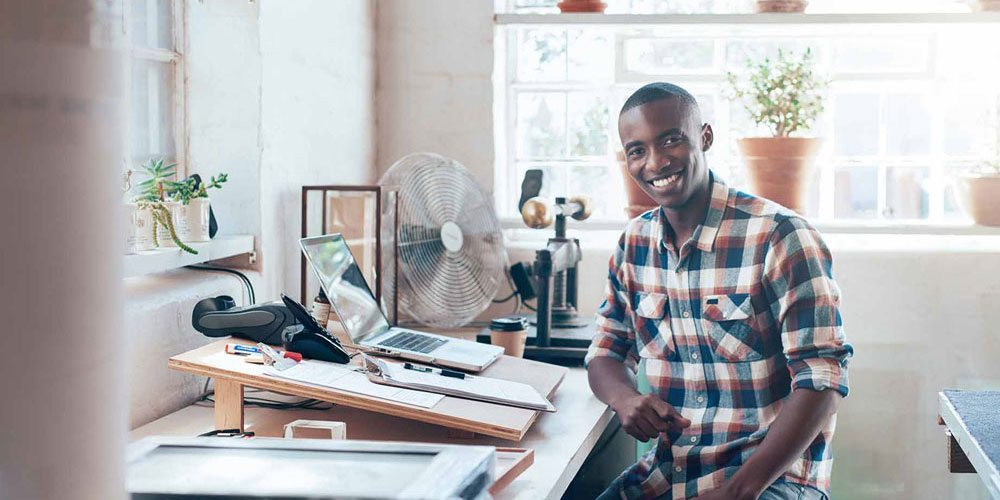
[168,338,567,441]
[938,390,1000,499]
[132,365,616,500]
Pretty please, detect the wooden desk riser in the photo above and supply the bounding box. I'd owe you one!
[168,338,569,441]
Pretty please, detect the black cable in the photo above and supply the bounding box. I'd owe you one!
[186,264,255,304]
[492,291,517,303]
[196,378,333,411]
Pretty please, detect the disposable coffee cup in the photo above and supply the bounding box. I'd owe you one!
[489,316,529,358]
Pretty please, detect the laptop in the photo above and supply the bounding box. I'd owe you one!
[300,234,504,372]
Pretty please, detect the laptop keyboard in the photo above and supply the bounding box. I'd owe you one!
[377,331,447,354]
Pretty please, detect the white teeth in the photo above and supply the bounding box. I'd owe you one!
[651,173,680,188]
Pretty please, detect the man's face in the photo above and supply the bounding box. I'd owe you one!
[618,98,713,211]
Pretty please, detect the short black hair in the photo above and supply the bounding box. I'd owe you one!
[620,82,700,117]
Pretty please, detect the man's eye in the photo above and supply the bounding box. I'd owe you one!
[662,136,682,146]
[628,148,644,158]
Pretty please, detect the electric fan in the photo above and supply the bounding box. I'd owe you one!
[379,153,505,329]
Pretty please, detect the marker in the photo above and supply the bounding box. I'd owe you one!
[403,362,466,380]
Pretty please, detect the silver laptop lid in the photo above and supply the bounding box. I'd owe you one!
[300,234,391,343]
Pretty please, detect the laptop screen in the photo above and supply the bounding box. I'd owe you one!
[300,234,391,343]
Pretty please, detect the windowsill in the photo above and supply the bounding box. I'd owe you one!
[501,220,1000,254]
[494,12,1000,26]
[124,234,255,278]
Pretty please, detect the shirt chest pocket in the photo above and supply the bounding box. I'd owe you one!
[633,292,677,361]
[701,293,764,362]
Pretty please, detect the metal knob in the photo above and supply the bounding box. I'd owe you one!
[567,196,592,221]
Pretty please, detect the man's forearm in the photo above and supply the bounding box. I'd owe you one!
[587,357,639,408]
[727,388,841,499]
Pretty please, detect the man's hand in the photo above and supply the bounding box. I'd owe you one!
[611,393,691,442]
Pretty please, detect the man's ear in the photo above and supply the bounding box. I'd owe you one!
[701,123,714,152]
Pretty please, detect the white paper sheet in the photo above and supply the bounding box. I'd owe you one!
[376,359,553,411]
[264,360,444,409]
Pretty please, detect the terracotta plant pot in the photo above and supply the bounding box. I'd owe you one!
[957,175,1000,226]
[617,151,658,218]
[736,137,822,215]
[557,0,608,13]
[755,0,808,12]
[974,0,1000,11]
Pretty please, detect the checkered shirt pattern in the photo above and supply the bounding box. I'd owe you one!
[586,173,853,500]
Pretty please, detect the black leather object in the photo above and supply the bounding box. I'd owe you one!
[191,296,296,345]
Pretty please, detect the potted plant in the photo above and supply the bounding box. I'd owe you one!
[957,114,1000,225]
[726,48,827,215]
[755,0,808,12]
[169,173,227,242]
[557,0,607,12]
[131,158,197,254]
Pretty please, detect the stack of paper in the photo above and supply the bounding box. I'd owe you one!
[365,356,555,412]
[264,360,444,409]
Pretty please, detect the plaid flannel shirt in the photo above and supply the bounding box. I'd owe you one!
[586,173,853,500]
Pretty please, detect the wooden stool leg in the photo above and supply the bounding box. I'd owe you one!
[214,379,245,431]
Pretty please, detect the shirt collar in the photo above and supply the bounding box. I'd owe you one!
[655,172,731,254]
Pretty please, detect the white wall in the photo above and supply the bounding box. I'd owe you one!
[125,0,378,428]
[259,0,377,300]
[375,0,496,190]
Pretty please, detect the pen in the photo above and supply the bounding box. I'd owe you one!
[403,362,466,380]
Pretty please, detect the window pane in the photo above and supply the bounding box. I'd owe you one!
[832,37,929,74]
[885,166,930,219]
[834,165,878,219]
[517,29,566,82]
[130,0,172,50]
[943,93,994,156]
[886,94,930,156]
[833,93,879,156]
[568,92,609,157]
[567,164,620,219]
[568,30,612,82]
[130,59,175,163]
[725,40,819,73]
[517,93,566,159]
[624,38,715,75]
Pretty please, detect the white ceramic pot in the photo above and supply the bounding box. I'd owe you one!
[128,203,155,252]
[177,198,211,242]
[154,201,181,248]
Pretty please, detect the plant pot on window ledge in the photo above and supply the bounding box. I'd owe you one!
[755,0,808,12]
[974,0,1000,11]
[737,137,822,215]
[956,174,1000,226]
[557,0,608,13]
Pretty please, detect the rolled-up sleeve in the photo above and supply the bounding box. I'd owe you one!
[763,217,853,397]
[585,233,638,369]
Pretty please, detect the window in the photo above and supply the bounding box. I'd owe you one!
[127,0,184,172]
[496,3,1000,224]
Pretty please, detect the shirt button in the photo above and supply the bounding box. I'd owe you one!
[690,353,698,360]
[682,311,690,318]
[675,465,682,473]
[677,267,684,273]
[697,396,705,403]
[690,436,697,443]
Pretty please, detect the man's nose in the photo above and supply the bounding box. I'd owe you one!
[648,146,672,173]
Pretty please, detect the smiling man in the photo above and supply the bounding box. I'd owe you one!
[587,82,853,500]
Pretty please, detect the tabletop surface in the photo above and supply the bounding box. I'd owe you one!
[132,365,614,500]
[940,389,1000,499]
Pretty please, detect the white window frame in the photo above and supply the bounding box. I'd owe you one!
[494,14,1000,232]
[125,0,186,176]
